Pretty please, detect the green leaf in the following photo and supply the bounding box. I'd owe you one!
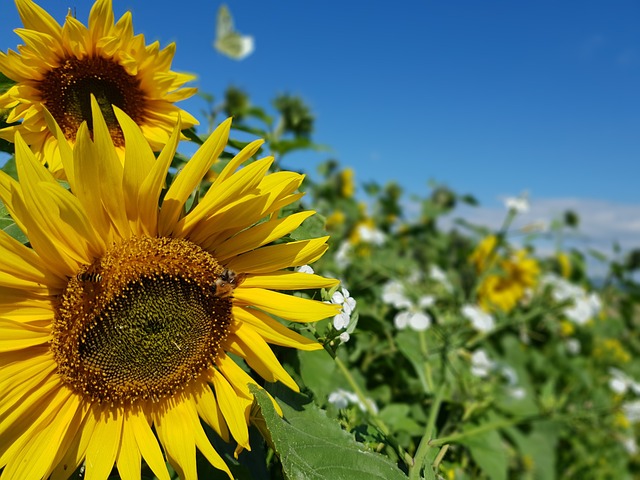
[0,199,27,244]
[252,387,407,480]
[395,330,430,394]
[297,348,338,400]
[378,404,423,436]
[504,421,559,480]
[182,126,204,145]
[290,212,327,241]
[0,72,15,94]
[1,156,18,180]
[460,427,508,480]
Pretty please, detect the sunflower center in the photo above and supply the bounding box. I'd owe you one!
[38,56,147,146]
[53,237,235,405]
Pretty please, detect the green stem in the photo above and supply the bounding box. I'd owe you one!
[409,384,445,480]
[419,330,434,393]
[428,417,518,448]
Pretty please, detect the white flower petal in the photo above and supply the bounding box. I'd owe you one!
[394,311,411,330]
[408,312,431,331]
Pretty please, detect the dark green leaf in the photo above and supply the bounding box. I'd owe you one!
[252,387,407,480]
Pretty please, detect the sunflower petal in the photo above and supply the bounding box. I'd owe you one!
[193,384,229,442]
[226,237,330,274]
[213,211,315,260]
[50,405,97,480]
[241,271,339,290]
[232,306,323,351]
[0,229,65,291]
[211,369,250,451]
[88,0,114,46]
[234,288,341,322]
[179,156,273,237]
[15,0,62,42]
[84,406,123,480]
[1,388,80,480]
[216,354,283,417]
[182,389,233,479]
[137,117,181,237]
[227,323,299,391]
[158,118,231,236]
[116,418,142,480]
[154,397,197,480]
[115,106,156,235]
[89,95,129,239]
[0,318,49,352]
[128,409,171,480]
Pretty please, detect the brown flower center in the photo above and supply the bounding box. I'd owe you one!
[52,237,235,405]
[38,56,147,146]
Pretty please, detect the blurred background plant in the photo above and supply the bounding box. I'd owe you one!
[162,85,640,478]
[1,4,639,478]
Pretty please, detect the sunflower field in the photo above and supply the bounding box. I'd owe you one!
[0,1,639,479]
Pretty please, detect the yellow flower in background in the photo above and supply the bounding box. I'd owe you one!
[469,235,498,272]
[557,252,572,278]
[0,0,198,176]
[325,209,346,230]
[594,338,632,365]
[338,167,355,198]
[478,250,539,313]
[559,320,575,337]
[0,102,340,479]
[614,411,631,430]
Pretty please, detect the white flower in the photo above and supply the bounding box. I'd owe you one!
[394,310,431,332]
[382,280,412,309]
[501,366,518,386]
[418,295,435,309]
[622,436,638,455]
[357,224,385,246]
[333,312,350,330]
[509,387,526,400]
[383,282,434,332]
[565,338,581,355]
[504,194,529,214]
[296,264,315,274]
[622,400,640,423]
[339,332,351,343]
[328,389,354,409]
[609,368,640,396]
[407,270,423,284]
[330,287,357,331]
[335,242,352,270]
[429,265,453,292]
[541,274,602,325]
[470,350,495,378]
[327,388,377,413]
[461,304,495,333]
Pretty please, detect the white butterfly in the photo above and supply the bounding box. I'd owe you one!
[214,4,254,60]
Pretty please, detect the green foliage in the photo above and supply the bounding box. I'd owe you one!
[181,88,640,479]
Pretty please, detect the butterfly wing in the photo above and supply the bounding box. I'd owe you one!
[214,4,254,60]
[215,5,234,40]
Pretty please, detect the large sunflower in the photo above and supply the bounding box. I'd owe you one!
[0,0,198,176]
[0,98,340,479]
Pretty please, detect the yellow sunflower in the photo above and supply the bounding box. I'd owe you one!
[0,0,198,176]
[469,235,498,273]
[0,99,340,479]
[477,250,539,313]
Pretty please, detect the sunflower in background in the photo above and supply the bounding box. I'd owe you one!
[0,0,198,176]
[0,101,340,479]
[470,235,539,313]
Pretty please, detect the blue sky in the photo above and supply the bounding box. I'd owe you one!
[1,0,639,256]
